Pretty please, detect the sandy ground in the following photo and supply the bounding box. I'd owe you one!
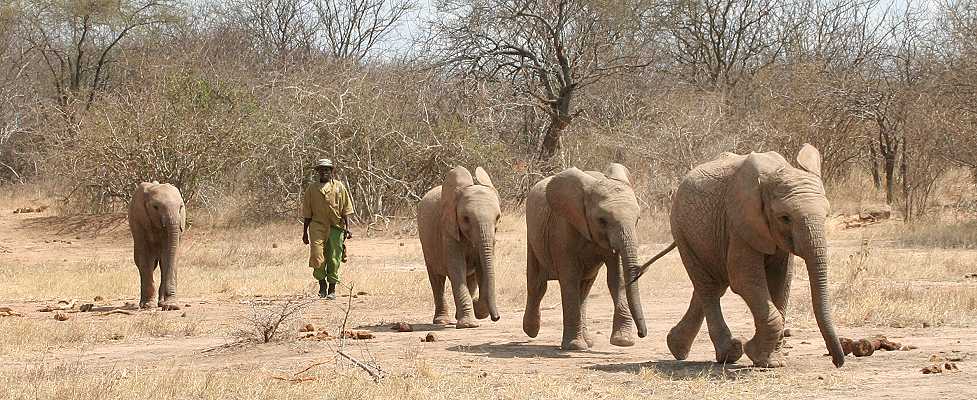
[1,206,975,399]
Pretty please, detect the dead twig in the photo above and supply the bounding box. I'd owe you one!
[337,350,386,383]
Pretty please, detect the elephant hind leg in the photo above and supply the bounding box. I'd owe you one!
[667,290,704,359]
[468,271,490,320]
[701,291,744,364]
[578,277,597,348]
[523,247,547,338]
[428,271,452,325]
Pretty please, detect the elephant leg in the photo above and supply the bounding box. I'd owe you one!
[469,270,489,320]
[730,246,785,368]
[158,259,179,311]
[766,252,793,351]
[428,271,451,325]
[701,290,744,364]
[447,260,477,329]
[667,290,704,360]
[579,277,597,348]
[558,272,587,351]
[606,257,636,347]
[523,248,548,338]
[136,250,158,309]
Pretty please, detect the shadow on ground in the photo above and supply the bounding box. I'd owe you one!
[588,360,754,380]
[447,341,620,359]
[21,213,127,237]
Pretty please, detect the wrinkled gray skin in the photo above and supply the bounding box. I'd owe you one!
[523,164,647,350]
[418,166,502,328]
[639,144,844,368]
[128,182,186,311]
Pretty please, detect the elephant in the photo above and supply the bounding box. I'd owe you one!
[523,163,647,350]
[128,181,186,311]
[633,144,845,368]
[417,166,502,328]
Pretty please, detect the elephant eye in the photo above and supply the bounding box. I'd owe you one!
[598,217,608,226]
[779,215,791,224]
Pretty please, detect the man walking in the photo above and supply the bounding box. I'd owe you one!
[302,158,354,299]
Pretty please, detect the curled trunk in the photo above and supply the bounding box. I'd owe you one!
[618,227,647,338]
[477,223,500,321]
[798,217,845,367]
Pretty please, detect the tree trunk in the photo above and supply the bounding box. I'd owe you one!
[868,143,882,189]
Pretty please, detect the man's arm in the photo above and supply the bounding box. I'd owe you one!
[301,186,312,244]
[303,218,312,244]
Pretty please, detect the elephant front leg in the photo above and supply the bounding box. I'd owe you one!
[158,263,180,311]
[558,275,588,351]
[136,253,158,309]
[766,252,793,352]
[605,257,636,347]
[427,271,452,325]
[730,246,785,367]
[448,264,478,329]
[579,277,597,348]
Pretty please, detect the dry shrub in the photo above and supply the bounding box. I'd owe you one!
[236,297,314,343]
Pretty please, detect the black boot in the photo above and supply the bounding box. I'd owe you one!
[317,280,328,298]
[326,282,337,300]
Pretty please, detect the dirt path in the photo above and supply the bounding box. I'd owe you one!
[1,207,976,398]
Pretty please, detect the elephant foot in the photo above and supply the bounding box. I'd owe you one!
[160,302,182,311]
[523,313,541,338]
[583,330,595,348]
[666,327,695,360]
[455,317,479,329]
[610,330,636,347]
[433,315,453,325]
[139,301,156,310]
[715,337,745,364]
[745,337,785,368]
[561,337,589,351]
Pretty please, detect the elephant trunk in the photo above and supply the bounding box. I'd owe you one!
[159,223,181,298]
[477,223,500,321]
[618,227,647,338]
[798,217,845,368]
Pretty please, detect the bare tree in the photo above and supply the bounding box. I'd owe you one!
[21,0,179,123]
[314,0,416,61]
[431,0,661,161]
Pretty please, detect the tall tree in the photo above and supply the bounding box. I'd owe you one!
[431,0,661,161]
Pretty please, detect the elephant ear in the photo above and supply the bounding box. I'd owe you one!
[441,166,474,242]
[728,154,778,255]
[546,167,598,241]
[604,163,632,185]
[473,167,495,189]
[796,143,822,177]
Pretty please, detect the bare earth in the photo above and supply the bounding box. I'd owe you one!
[1,206,975,399]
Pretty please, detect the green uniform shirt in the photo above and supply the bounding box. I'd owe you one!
[301,179,354,229]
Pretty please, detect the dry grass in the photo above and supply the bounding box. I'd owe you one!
[0,312,202,357]
[0,358,851,400]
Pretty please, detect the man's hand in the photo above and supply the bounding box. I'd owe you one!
[302,230,309,245]
[344,229,353,240]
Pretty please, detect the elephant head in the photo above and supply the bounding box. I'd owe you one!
[441,166,502,321]
[729,144,845,367]
[546,164,647,338]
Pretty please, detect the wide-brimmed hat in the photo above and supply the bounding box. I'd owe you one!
[315,158,334,169]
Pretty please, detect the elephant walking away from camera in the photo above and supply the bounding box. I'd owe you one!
[633,144,845,368]
[417,166,502,328]
[129,182,186,311]
[523,164,647,350]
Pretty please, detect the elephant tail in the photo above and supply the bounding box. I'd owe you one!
[629,242,677,285]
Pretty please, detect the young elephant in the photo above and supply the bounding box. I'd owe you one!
[417,166,501,328]
[128,182,186,311]
[523,164,647,350]
[634,144,845,368]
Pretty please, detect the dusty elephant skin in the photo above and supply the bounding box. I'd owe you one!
[523,163,647,351]
[417,166,502,328]
[128,181,186,311]
[635,144,845,368]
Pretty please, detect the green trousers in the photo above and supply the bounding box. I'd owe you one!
[310,225,344,283]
